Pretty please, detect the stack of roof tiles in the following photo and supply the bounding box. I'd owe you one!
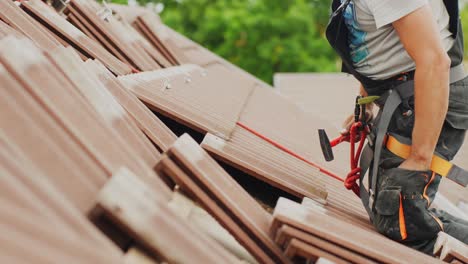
[0,0,466,263]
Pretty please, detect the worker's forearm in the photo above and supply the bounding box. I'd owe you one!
[409,60,450,168]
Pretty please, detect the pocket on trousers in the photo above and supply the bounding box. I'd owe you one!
[375,168,443,242]
[374,187,406,241]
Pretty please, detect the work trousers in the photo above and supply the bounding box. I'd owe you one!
[372,76,468,255]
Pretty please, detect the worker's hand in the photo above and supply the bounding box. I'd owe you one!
[398,157,432,171]
[340,104,374,135]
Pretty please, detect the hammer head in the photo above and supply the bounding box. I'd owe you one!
[318,129,334,162]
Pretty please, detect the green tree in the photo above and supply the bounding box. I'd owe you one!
[112,1,468,83]
[137,0,338,84]
[462,6,468,58]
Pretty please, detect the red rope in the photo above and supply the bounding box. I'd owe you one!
[344,122,369,197]
[236,122,344,182]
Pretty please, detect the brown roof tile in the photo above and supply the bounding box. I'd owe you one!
[272,198,443,264]
[119,63,255,140]
[20,0,132,75]
[89,59,177,152]
[96,167,241,263]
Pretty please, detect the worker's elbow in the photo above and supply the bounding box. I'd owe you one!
[415,50,451,73]
[435,53,451,72]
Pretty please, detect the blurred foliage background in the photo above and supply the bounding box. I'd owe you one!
[112,0,468,84]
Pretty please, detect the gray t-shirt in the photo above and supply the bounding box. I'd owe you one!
[343,0,454,80]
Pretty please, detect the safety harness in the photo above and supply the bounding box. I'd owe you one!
[323,0,468,221]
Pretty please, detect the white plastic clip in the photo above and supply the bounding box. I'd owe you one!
[174,66,193,84]
[183,71,192,83]
[160,71,171,90]
[163,80,171,89]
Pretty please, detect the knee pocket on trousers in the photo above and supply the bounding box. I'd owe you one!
[374,187,406,241]
[374,187,443,242]
[376,168,443,241]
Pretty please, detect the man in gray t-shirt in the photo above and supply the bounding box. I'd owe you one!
[344,0,453,80]
[328,0,468,256]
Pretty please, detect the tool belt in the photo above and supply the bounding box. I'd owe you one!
[359,64,468,221]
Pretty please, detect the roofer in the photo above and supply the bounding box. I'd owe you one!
[326,0,468,255]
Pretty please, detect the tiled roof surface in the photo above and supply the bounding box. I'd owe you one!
[0,1,466,263]
[273,73,360,129]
